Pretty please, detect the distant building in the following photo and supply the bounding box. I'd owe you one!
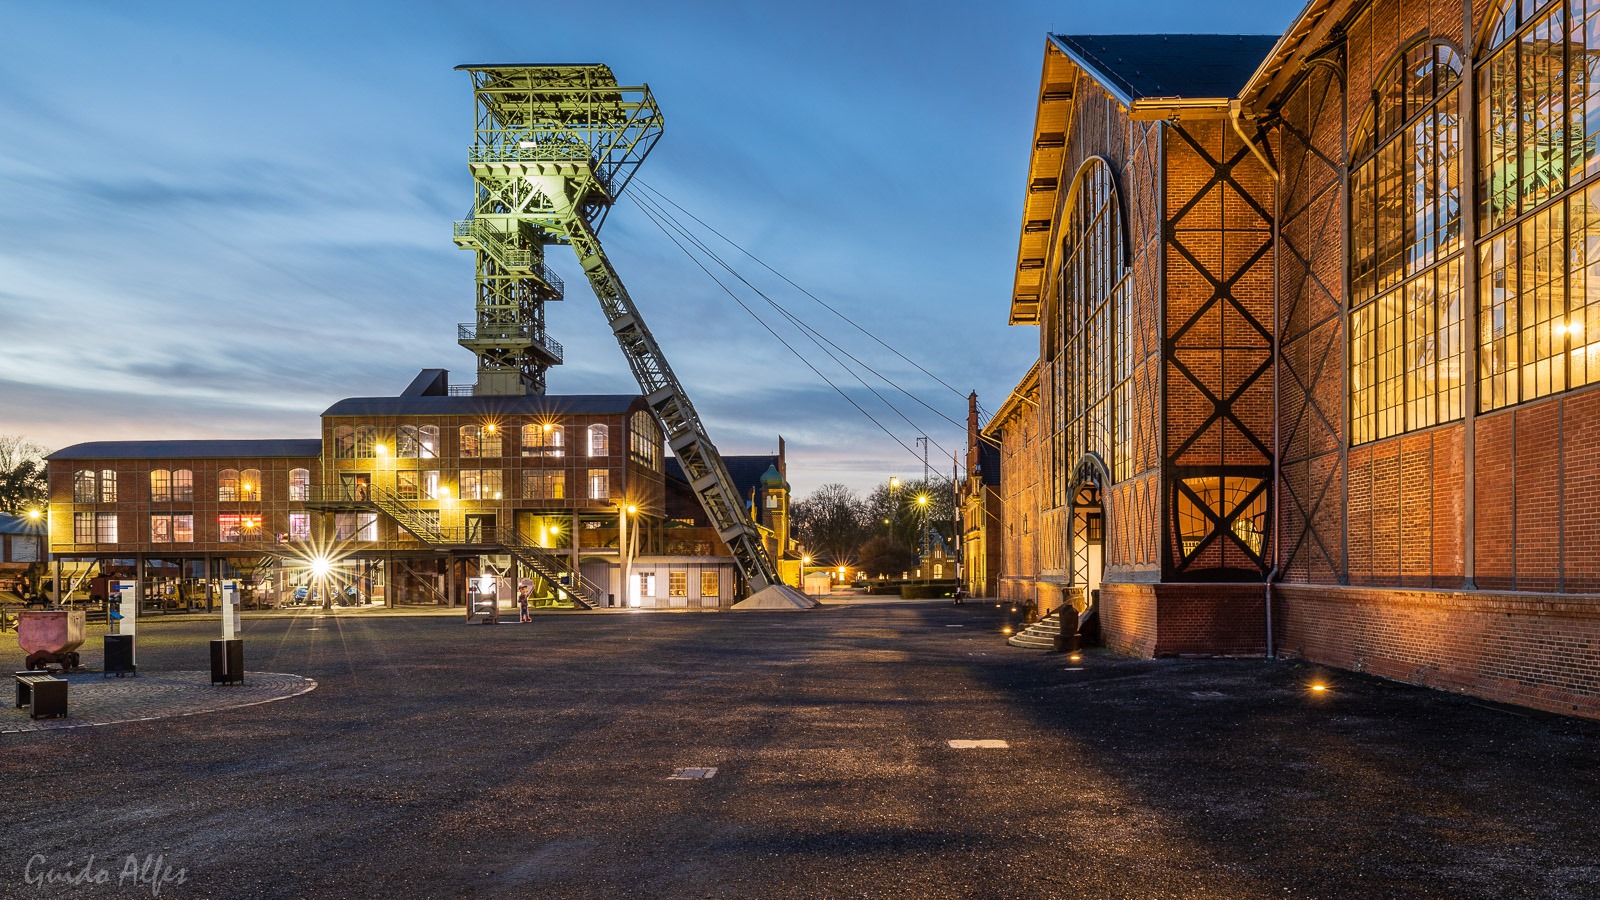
[0,513,47,597]
[665,438,805,589]
[44,369,800,612]
[959,393,1004,598]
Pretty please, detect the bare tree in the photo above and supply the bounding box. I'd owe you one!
[791,483,866,564]
[0,435,48,514]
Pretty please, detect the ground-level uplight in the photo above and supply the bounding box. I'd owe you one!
[1310,683,1328,692]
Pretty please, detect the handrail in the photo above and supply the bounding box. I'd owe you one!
[451,219,565,294]
[457,322,564,362]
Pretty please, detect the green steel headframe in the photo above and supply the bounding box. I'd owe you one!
[454,63,796,597]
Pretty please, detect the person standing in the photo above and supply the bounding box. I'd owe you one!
[518,585,531,623]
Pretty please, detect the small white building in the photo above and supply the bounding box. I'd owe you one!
[601,556,739,609]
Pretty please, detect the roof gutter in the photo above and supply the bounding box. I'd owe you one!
[1229,99,1279,181]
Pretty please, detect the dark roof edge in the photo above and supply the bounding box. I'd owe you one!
[1049,34,1137,107]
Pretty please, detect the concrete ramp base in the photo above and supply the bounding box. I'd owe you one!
[731,585,819,610]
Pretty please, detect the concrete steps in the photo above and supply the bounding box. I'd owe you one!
[1007,612,1062,649]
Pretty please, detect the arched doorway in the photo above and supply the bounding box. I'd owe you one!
[1067,455,1109,621]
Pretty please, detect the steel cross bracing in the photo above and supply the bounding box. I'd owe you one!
[456,63,785,592]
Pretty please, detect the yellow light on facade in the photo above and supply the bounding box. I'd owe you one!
[438,486,451,498]
[375,444,387,456]
[543,423,552,432]
[310,557,333,577]
[242,482,253,492]
[485,423,497,434]
[1310,684,1327,692]
[917,495,928,506]
[1002,627,1013,635]
[627,504,637,514]
[27,509,41,519]
[494,492,502,500]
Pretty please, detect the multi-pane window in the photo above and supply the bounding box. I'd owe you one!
[354,426,377,458]
[628,412,662,470]
[333,425,355,459]
[334,513,376,541]
[459,469,503,500]
[150,469,171,502]
[522,423,565,457]
[98,513,117,543]
[219,515,243,543]
[588,424,608,457]
[171,469,193,501]
[1350,41,1465,443]
[398,424,440,458]
[151,514,194,543]
[521,469,567,500]
[289,468,310,501]
[588,469,609,500]
[669,571,688,596]
[74,512,95,543]
[700,570,719,597]
[1476,0,1600,411]
[460,424,502,458]
[218,469,239,502]
[398,470,420,500]
[240,468,261,502]
[1174,477,1266,558]
[73,469,95,503]
[288,513,310,542]
[1053,159,1131,498]
[99,469,116,503]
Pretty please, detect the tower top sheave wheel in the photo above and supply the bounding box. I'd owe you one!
[454,64,664,234]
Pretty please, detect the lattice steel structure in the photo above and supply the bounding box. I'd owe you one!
[455,63,801,598]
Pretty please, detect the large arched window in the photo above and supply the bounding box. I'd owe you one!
[1476,0,1600,411]
[150,469,171,502]
[1349,40,1465,444]
[1052,158,1130,506]
[289,468,310,501]
[354,426,377,458]
[240,468,261,501]
[333,426,355,459]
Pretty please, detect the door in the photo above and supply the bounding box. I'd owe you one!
[465,515,495,545]
[340,473,370,501]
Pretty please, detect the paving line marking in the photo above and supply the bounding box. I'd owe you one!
[947,739,1009,749]
[668,767,718,780]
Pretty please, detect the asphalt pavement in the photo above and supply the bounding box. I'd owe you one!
[2,600,1597,898]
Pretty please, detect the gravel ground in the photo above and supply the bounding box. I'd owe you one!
[1,600,1597,899]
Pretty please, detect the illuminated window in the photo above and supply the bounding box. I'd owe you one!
[289,513,310,542]
[289,468,310,501]
[1350,41,1464,444]
[1475,0,1600,411]
[219,515,243,543]
[173,514,193,543]
[398,470,420,500]
[522,424,565,457]
[700,570,719,597]
[151,514,193,543]
[150,469,171,502]
[354,426,376,458]
[669,571,688,596]
[419,425,440,458]
[588,424,608,457]
[152,514,172,543]
[73,469,95,503]
[421,470,441,500]
[628,412,661,469]
[217,469,239,502]
[333,425,355,459]
[334,513,375,541]
[521,469,566,500]
[459,469,502,500]
[172,469,193,502]
[1174,477,1267,561]
[460,425,501,459]
[1053,159,1132,493]
[588,469,609,499]
[357,513,378,542]
[240,468,261,502]
[73,512,94,543]
[99,469,116,503]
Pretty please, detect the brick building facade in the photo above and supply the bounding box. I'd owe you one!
[994,13,1600,719]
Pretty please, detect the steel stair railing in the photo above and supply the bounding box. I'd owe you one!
[365,484,597,609]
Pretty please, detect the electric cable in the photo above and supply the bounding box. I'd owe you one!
[628,190,963,466]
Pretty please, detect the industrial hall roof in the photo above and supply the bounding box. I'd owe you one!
[1049,34,1280,106]
[0,514,46,537]
[321,394,643,417]
[47,440,323,460]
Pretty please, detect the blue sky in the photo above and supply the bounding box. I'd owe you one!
[0,0,1296,496]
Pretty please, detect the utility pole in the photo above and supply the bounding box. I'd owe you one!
[915,437,931,564]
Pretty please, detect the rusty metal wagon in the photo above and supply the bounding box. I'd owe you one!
[18,609,87,673]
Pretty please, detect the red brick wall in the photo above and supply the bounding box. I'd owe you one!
[1101,582,1267,657]
[1275,584,1600,720]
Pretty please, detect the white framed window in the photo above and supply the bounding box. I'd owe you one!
[99,469,116,503]
[96,513,117,543]
[74,512,95,543]
[700,570,719,597]
[587,469,609,500]
[669,571,688,596]
[289,513,310,542]
[289,468,310,501]
[172,469,193,501]
[588,424,608,457]
[356,513,378,542]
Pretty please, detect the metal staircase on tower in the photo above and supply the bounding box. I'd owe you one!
[451,63,814,608]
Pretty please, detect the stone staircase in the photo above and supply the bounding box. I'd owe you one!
[1007,611,1063,649]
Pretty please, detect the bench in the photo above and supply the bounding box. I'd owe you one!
[14,671,67,720]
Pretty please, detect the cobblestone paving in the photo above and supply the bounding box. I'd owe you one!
[2,671,315,734]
